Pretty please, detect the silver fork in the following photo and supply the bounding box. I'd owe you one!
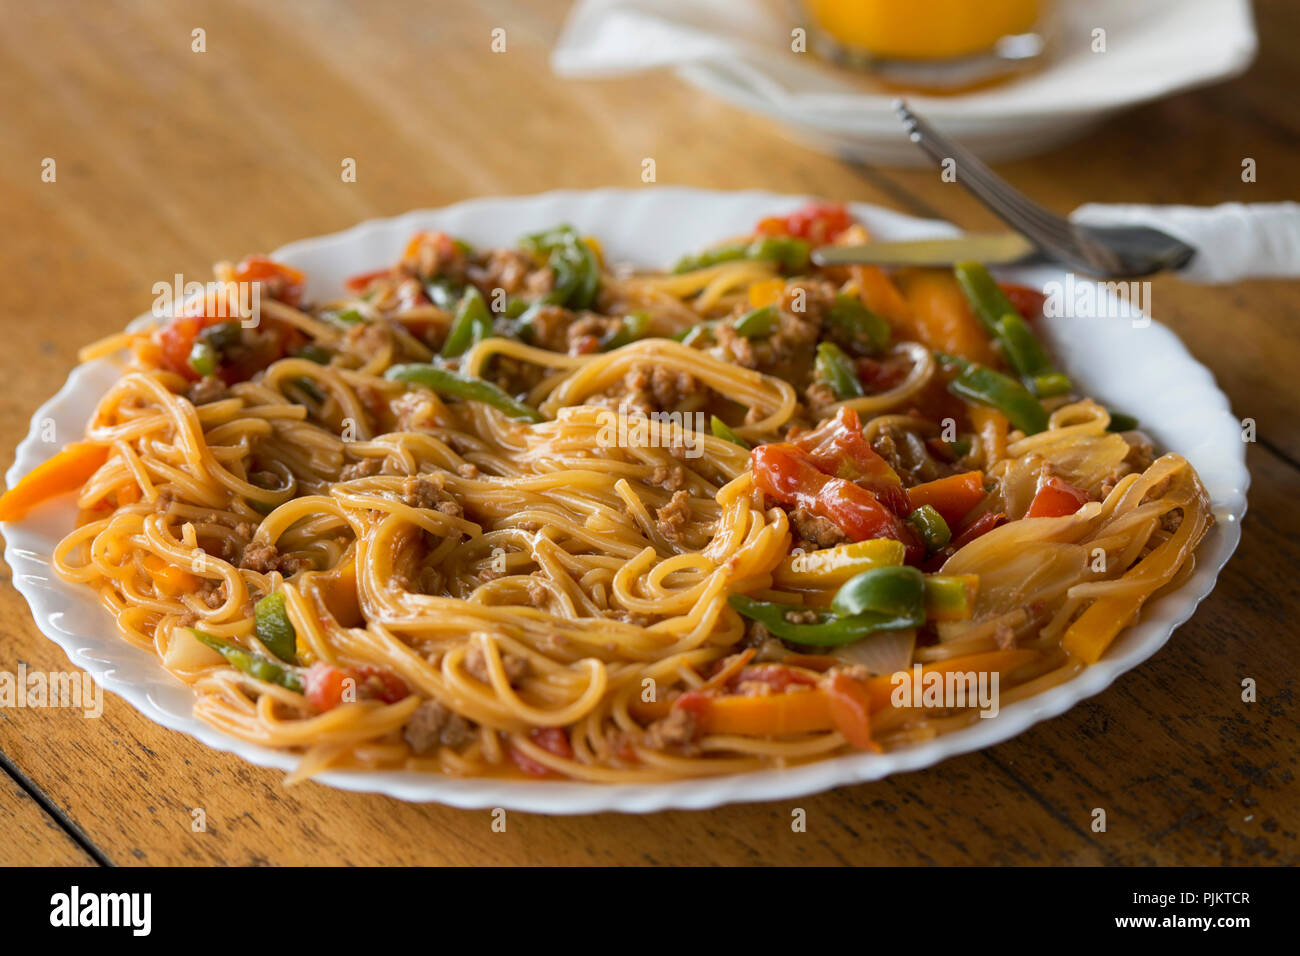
[893,100,1197,278]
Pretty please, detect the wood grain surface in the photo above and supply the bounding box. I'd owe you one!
[0,0,1296,866]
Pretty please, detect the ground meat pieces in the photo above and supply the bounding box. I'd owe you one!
[339,458,381,481]
[464,645,531,686]
[650,365,701,409]
[643,707,697,750]
[712,322,758,368]
[614,363,704,414]
[391,390,440,432]
[655,490,692,542]
[524,304,577,352]
[403,700,477,755]
[400,473,462,516]
[790,505,849,550]
[473,248,535,295]
[344,320,393,357]
[870,425,947,487]
[198,579,226,609]
[239,542,303,576]
[650,463,688,492]
[564,314,622,355]
[186,376,228,405]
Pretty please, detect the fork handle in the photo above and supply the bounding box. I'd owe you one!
[1071,202,1300,283]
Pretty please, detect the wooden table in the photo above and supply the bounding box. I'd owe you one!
[1,0,1296,867]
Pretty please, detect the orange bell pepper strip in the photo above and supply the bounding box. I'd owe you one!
[905,471,988,528]
[850,265,914,331]
[824,671,880,751]
[969,405,1009,466]
[896,268,1000,367]
[676,687,834,738]
[668,649,1038,745]
[0,442,110,522]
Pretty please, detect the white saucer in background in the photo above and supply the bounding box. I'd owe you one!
[555,0,1258,165]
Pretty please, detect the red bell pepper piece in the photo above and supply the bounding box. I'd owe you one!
[1026,475,1090,518]
[752,443,922,562]
[793,407,909,515]
[756,201,853,245]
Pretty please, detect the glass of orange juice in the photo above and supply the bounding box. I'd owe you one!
[802,0,1052,89]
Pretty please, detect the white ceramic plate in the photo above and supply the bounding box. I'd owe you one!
[554,0,1258,165]
[2,188,1249,813]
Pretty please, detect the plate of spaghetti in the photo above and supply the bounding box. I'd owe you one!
[0,188,1248,812]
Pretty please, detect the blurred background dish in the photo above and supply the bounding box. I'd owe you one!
[553,0,1258,164]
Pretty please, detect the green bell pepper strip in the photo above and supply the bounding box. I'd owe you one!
[938,353,1049,435]
[294,344,334,365]
[995,311,1052,378]
[601,311,649,350]
[710,416,751,450]
[955,262,1072,395]
[1106,409,1139,432]
[385,363,544,423]
[188,340,218,377]
[733,305,778,338]
[674,319,720,346]
[953,261,1019,337]
[200,320,242,351]
[814,342,866,400]
[424,278,464,311]
[727,594,922,647]
[190,629,304,693]
[672,236,811,275]
[521,225,600,310]
[923,575,978,620]
[322,308,366,328]
[825,294,891,355]
[254,591,298,663]
[831,566,926,620]
[1030,371,1072,398]
[907,505,951,552]
[441,287,492,358]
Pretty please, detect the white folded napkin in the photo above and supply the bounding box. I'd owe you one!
[1071,203,1300,282]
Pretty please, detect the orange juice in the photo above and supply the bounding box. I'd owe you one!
[805,0,1044,60]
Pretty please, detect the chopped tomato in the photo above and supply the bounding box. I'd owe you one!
[751,442,922,563]
[792,407,909,515]
[304,663,408,710]
[998,282,1046,322]
[855,355,909,394]
[922,510,1006,571]
[304,663,350,711]
[344,268,392,293]
[756,201,853,245]
[730,664,821,695]
[157,314,215,380]
[823,671,880,752]
[509,727,573,778]
[1026,475,1090,519]
[233,255,305,308]
[402,230,462,275]
[353,665,410,704]
[952,511,1006,548]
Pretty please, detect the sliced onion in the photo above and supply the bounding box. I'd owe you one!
[832,628,916,676]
